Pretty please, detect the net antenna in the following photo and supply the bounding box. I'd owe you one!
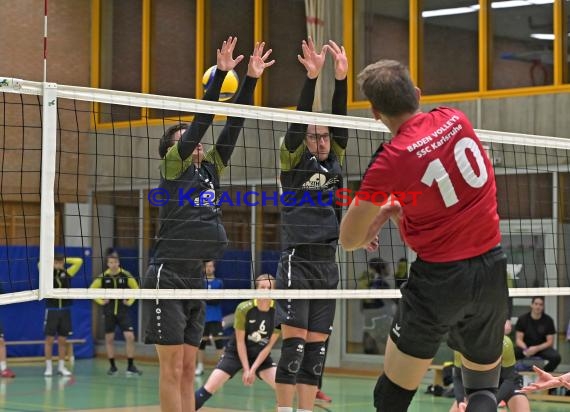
[2,76,570,302]
[43,0,48,83]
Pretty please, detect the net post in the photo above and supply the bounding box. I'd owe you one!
[39,82,58,300]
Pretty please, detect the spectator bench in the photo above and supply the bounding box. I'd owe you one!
[5,339,86,363]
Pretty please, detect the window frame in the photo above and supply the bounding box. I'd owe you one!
[345,0,570,109]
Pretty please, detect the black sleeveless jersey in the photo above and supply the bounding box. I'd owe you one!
[225,299,278,358]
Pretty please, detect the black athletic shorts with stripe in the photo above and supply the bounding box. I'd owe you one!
[275,245,339,334]
[142,264,205,346]
[104,312,134,334]
[44,308,73,337]
[216,349,276,379]
[390,246,508,365]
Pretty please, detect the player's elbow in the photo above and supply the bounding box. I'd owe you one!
[339,229,361,251]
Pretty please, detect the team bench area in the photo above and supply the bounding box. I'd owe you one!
[6,339,87,363]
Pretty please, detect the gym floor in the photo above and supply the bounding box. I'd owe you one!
[1,358,569,412]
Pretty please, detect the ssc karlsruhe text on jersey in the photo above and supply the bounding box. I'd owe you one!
[360,107,500,262]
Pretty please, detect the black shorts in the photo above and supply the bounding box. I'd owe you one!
[200,321,226,350]
[0,320,4,339]
[497,366,526,403]
[274,246,339,334]
[216,349,275,379]
[104,312,134,334]
[390,246,508,364]
[44,308,73,337]
[143,264,206,346]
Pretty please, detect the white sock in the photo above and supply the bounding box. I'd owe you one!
[58,359,65,369]
[277,408,294,412]
[0,361,6,371]
[45,359,53,369]
[298,410,313,412]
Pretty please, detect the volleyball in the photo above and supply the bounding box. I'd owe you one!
[202,65,239,101]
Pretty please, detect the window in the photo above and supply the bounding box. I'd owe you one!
[205,0,255,86]
[495,173,553,219]
[353,0,409,101]
[149,0,197,119]
[264,0,307,107]
[559,172,570,222]
[421,0,478,94]
[0,202,62,246]
[490,2,554,89]
[99,0,143,122]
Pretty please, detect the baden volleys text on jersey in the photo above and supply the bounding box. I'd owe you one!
[147,188,421,208]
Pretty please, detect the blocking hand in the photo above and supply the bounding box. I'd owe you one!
[246,42,275,79]
[217,36,245,72]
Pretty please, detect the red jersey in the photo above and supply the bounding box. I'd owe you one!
[359,107,500,262]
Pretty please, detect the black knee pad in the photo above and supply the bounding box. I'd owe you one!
[373,374,416,412]
[275,337,305,385]
[297,341,326,386]
[465,390,497,411]
[462,363,500,394]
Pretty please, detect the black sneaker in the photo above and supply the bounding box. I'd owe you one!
[126,365,142,376]
[107,366,118,376]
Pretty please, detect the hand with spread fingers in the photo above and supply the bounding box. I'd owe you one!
[327,40,348,80]
[246,41,275,79]
[297,36,327,79]
[519,366,570,392]
[216,36,245,71]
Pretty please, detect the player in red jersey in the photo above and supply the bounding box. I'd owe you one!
[339,60,508,412]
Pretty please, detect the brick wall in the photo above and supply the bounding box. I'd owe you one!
[0,0,92,206]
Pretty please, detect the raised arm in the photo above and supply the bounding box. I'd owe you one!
[206,42,275,175]
[65,257,83,277]
[328,40,349,154]
[283,38,327,152]
[176,36,245,161]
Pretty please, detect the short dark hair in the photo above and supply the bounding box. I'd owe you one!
[357,60,419,117]
[255,273,275,288]
[54,252,65,262]
[158,123,189,158]
[105,248,119,261]
[531,296,544,304]
[368,257,387,276]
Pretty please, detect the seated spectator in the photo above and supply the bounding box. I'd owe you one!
[514,296,561,372]
[394,257,408,289]
[358,257,390,309]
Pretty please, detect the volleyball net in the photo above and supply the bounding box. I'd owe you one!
[1,76,570,304]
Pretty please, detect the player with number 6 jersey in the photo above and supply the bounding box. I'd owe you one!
[194,275,280,411]
[340,59,508,412]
